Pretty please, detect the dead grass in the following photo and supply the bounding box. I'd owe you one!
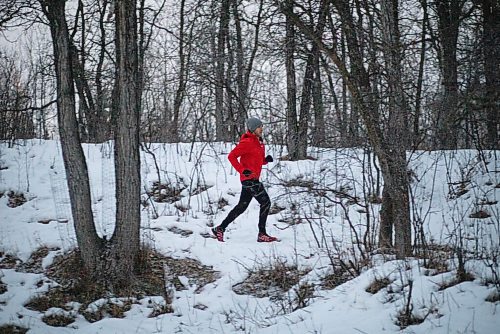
[82,299,134,323]
[6,191,27,208]
[485,290,500,303]
[190,184,212,196]
[23,246,202,323]
[217,197,229,209]
[395,310,424,329]
[321,268,353,290]
[167,226,193,237]
[0,280,6,294]
[468,210,491,219]
[366,277,392,294]
[416,243,452,276]
[163,256,219,293]
[0,253,21,269]
[24,291,71,312]
[18,246,60,274]
[232,258,313,313]
[438,272,475,291]
[269,203,286,215]
[41,313,75,327]
[283,177,315,189]
[233,258,310,298]
[0,324,28,334]
[148,181,184,203]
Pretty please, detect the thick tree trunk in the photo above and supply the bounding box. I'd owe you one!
[482,0,500,149]
[40,0,102,272]
[378,0,412,258]
[378,150,411,256]
[110,0,141,287]
[435,0,461,149]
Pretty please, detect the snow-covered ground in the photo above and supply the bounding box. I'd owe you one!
[0,140,499,334]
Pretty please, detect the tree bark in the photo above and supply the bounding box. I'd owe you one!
[110,0,141,287]
[285,0,298,160]
[435,0,461,149]
[482,0,500,149]
[39,0,102,272]
[378,0,412,257]
[170,0,187,142]
[414,0,428,149]
[215,0,230,141]
[296,50,314,159]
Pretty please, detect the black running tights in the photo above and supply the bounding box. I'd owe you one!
[219,180,271,234]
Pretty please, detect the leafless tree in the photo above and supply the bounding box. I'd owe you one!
[39,0,141,289]
[0,52,35,144]
[280,0,412,257]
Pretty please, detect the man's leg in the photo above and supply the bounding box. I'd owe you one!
[218,183,253,231]
[252,182,271,234]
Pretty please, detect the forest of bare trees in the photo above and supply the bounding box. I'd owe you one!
[1,0,497,149]
[0,0,498,287]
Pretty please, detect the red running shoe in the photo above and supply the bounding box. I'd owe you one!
[212,226,224,242]
[257,233,278,242]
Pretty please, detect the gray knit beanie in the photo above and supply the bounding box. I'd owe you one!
[247,117,263,132]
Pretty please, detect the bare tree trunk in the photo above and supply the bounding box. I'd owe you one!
[340,31,349,146]
[414,0,428,149]
[378,0,412,257]
[110,0,141,287]
[69,42,99,142]
[215,0,230,141]
[171,0,188,142]
[311,46,325,147]
[285,0,298,160]
[310,1,328,148]
[232,0,247,134]
[435,0,461,149]
[296,51,314,158]
[39,0,102,272]
[482,0,500,149]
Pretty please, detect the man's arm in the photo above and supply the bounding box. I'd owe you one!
[228,143,245,173]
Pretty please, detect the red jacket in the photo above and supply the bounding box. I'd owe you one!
[228,131,268,181]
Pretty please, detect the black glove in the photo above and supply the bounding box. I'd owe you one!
[242,169,252,177]
[265,155,273,163]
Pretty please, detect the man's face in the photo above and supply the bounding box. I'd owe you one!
[253,125,263,137]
